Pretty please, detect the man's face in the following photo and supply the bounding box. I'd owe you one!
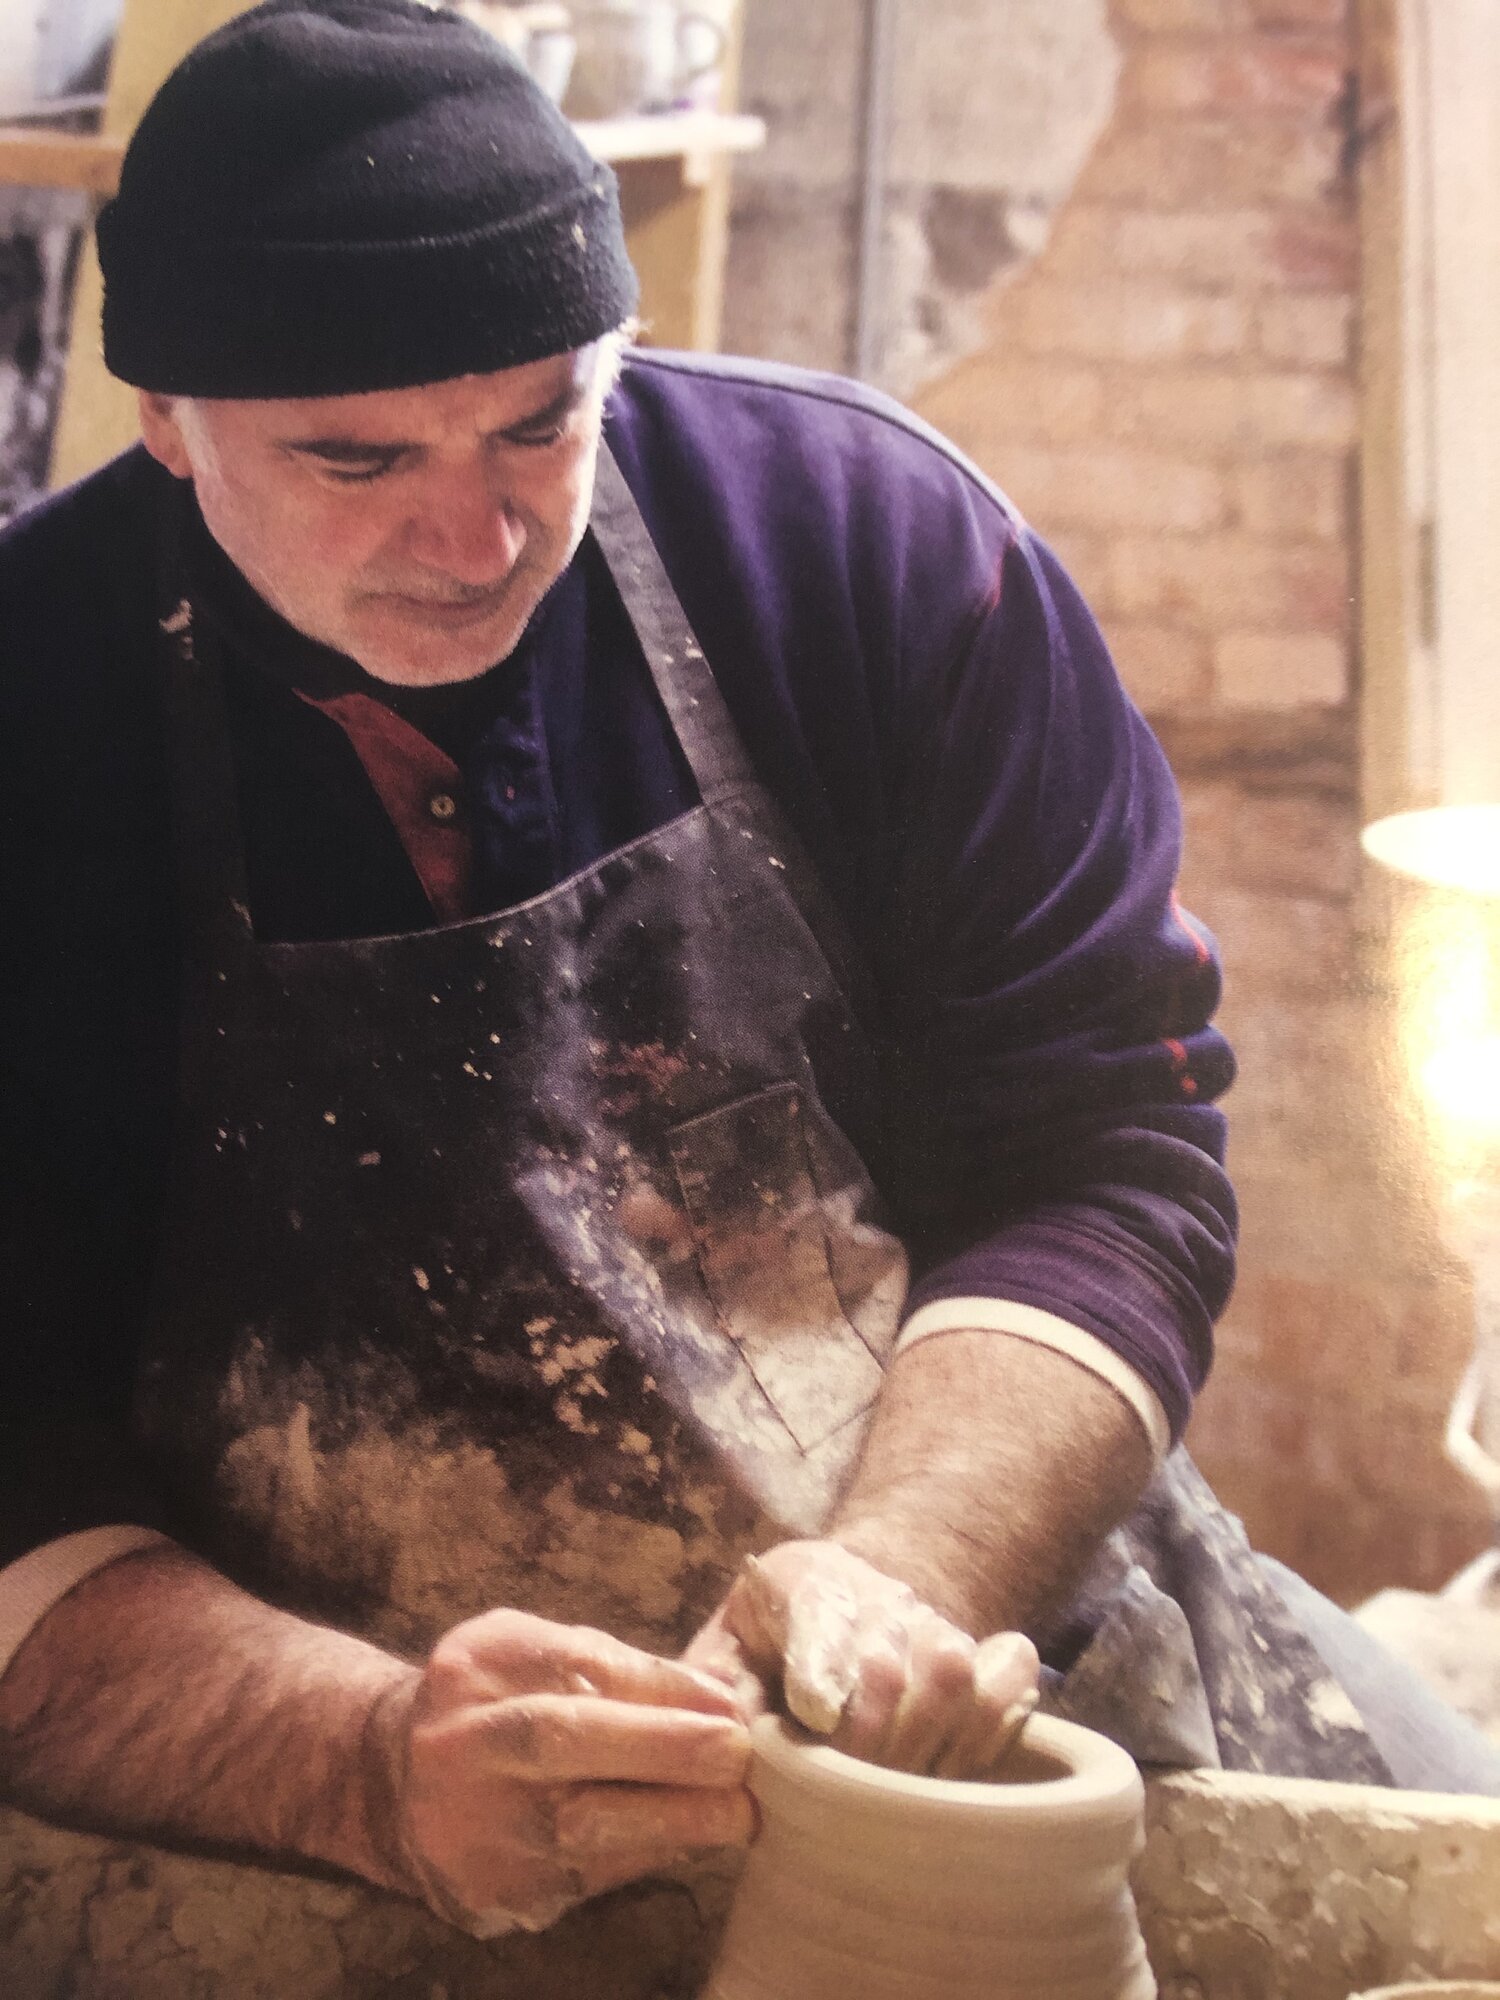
[139,344,613,685]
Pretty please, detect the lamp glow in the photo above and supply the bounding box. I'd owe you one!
[1421,1037,1500,1135]
[1362,806,1500,897]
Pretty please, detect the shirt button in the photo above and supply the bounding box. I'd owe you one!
[428,791,459,822]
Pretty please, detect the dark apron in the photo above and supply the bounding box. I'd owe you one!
[132,444,1391,1982]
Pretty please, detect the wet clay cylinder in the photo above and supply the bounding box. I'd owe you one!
[703,1713,1158,2000]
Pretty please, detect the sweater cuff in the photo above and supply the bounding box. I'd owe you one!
[0,1526,174,1681]
[895,1298,1172,1465]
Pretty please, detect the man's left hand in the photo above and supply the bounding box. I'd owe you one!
[683,1541,1039,1778]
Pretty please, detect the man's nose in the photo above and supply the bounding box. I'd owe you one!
[408,469,525,582]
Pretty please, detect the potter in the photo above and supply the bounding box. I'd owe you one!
[2,3,1500,1995]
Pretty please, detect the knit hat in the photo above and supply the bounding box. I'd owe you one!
[97,0,639,397]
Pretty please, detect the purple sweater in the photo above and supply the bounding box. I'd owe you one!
[0,350,1234,1565]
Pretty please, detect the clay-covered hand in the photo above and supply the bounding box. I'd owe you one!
[683,1541,1040,1778]
[366,1608,754,1938]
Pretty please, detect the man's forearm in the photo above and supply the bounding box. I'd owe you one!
[0,1543,414,1888]
[829,1329,1157,1638]
[0,1542,755,1934]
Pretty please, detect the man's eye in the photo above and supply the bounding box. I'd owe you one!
[320,459,393,484]
[508,422,569,450]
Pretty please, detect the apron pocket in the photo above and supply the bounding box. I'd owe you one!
[669,1082,886,1454]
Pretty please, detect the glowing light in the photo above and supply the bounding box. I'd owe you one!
[1421,1035,1500,1135]
[1362,805,1500,897]
[1397,894,1500,1154]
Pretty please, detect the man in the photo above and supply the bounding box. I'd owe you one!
[1,0,1494,1983]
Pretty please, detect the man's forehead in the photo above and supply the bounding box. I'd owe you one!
[207,345,600,441]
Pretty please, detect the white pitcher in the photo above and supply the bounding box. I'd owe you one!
[566,0,727,119]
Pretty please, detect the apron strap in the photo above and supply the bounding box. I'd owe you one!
[153,495,255,942]
[590,441,871,1017]
[590,441,764,807]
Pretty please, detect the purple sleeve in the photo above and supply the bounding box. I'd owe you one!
[880,527,1236,1439]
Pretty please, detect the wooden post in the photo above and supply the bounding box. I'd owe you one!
[1357,0,1500,826]
[49,0,258,488]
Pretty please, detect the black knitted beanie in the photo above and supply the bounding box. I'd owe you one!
[97,0,639,397]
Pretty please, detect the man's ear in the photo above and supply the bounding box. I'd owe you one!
[137,392,195,479]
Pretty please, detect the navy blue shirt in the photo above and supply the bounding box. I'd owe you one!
[0,351,1235,1566]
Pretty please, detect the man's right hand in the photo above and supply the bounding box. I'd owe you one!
[0,1546,751,1943]
[367,1607,755,1937]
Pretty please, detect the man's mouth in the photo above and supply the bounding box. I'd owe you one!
[373,580,514,627]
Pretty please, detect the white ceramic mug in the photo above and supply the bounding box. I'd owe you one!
[566,1,726,119]
[452,5,577,102]
[524,27,577,103]
[671,0,733,110]
[0,0,45,118]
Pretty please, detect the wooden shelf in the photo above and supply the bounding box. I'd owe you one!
[0,112,762,198]
[576,112,765,187]
[0,128,125,194]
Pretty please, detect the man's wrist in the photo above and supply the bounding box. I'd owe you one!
[825,1514,999,1637]
[351,1668,423,1900]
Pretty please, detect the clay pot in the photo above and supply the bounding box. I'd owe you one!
[703,1713,1157,2000]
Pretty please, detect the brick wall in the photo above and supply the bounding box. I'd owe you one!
[908,0,1492,1602]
